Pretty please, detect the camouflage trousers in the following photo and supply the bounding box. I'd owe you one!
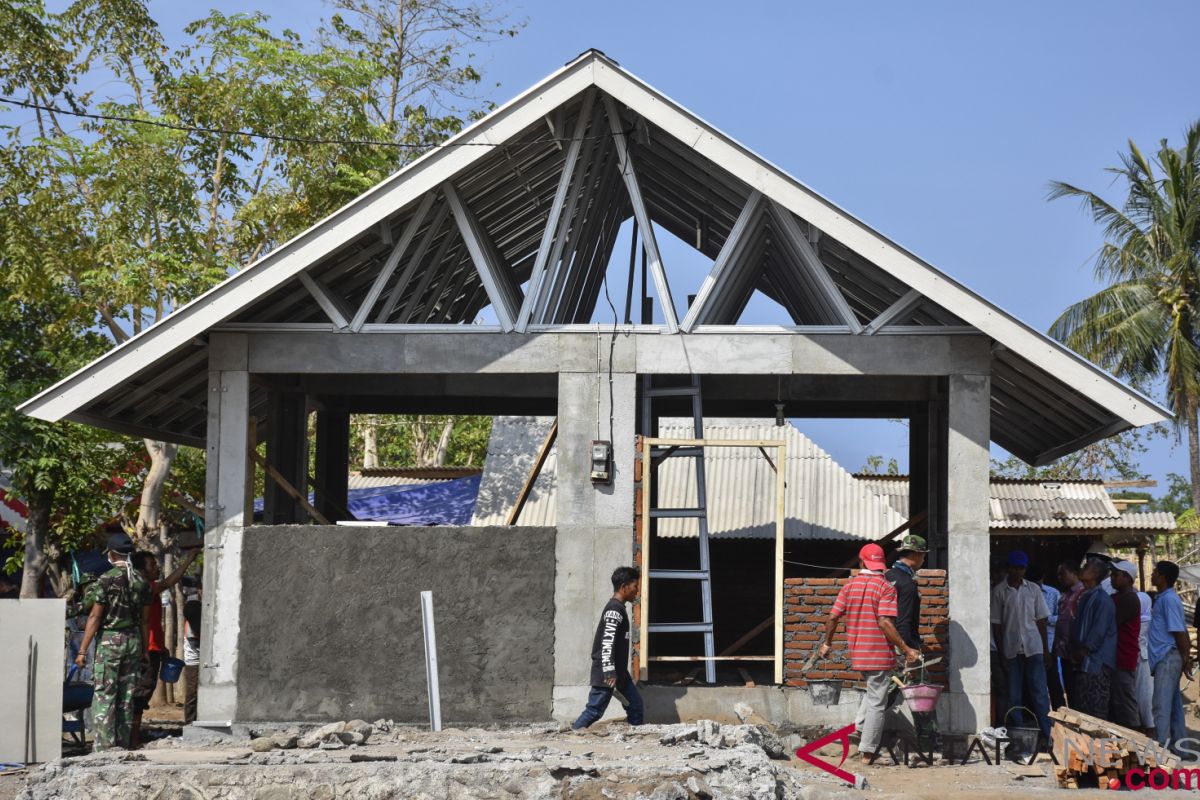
[93,629,142,751]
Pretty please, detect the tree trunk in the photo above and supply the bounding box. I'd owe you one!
[434,420,453,466]
[136,439,178,543]
[363,416,379,469]
[1188,400,1200,514]
[19,491,51,599]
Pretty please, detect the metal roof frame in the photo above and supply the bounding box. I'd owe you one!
[18,50,1171,463]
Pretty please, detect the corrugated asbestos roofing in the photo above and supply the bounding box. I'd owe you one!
[856,474,1175,531]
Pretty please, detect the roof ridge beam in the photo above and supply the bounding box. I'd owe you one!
[680,190,763,332]
[350,193,436,331]
[604,94,678,333]
[442,180,523,331]
[517,88,597,332]
[862,288,924,335]
[298,271,353,330]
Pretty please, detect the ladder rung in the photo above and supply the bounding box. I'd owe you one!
[649,569,710,580]
[650,508,706,519]
[648,622,713,633]
[644,386,700,397]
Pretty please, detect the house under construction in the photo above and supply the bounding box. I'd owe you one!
[20,51,1171,731]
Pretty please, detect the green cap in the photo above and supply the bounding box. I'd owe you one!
[897,534,928,553]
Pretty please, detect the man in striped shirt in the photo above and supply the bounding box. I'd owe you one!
[818,543,921,765]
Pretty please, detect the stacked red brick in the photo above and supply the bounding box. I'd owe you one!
[783,569,949,688]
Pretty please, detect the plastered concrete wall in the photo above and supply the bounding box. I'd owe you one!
[237,525,556,723]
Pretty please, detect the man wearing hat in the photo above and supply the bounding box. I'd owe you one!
[817,543,921,766]
[1109,560,1143,728]
[73,531,153,751]
[990,550,1052,742]
[886,534,928,652]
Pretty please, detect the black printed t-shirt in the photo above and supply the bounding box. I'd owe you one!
[589,597,630,686]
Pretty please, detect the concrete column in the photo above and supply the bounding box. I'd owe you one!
[552,370,636,720]
[199,334,250,724]
[314,405,350,522]
[263,391,308,524]
[945,373,991,734]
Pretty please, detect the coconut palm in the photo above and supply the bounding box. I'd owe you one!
[1048,121,1200,510]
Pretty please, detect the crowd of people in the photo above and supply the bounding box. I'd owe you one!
[992,547,1194,756]
[74,531,203,751]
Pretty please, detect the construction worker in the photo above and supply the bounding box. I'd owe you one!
[74,531,152,751]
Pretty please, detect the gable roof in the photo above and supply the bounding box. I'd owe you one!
[18,50,1170,462]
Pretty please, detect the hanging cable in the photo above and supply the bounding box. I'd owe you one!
[0,95,635,152]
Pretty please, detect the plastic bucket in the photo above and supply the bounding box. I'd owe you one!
[63,666,93,712]
[159,657,185,684]
[900,682,943,713]
[809,680,842,706]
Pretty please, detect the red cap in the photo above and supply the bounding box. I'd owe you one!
[859,543,886,571]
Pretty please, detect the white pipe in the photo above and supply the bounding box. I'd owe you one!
[420,591,442,732]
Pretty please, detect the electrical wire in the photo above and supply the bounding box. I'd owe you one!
[0,95,633,152]
[782,558,853,572]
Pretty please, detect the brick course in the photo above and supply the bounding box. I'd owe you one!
[783,569,950,689]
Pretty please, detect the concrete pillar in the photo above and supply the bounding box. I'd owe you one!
[263,391,308,524]
[552,370,636,720]
[199,334,250,723]
[945,373,991,734]
[314,405,350,522]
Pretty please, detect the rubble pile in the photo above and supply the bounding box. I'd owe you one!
[18,718,821,800]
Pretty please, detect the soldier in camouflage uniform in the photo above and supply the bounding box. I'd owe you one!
[75,532,152,751]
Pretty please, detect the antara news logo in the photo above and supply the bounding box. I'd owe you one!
[1060,736,1200,791]
[794,725,1200,791]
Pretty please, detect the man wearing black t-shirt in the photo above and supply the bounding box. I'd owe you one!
[885,534,927,651]
[572,566,644,729]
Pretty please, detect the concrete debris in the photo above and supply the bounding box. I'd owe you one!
[18,721,808,800]
[734,703,754,723]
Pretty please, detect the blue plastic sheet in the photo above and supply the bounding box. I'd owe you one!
[253,475,481,526]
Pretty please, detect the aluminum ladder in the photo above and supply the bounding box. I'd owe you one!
[641,374,716,684]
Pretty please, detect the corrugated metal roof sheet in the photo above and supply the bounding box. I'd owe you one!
[470,416,557,526]
[474,417,904,540]
[348,471,478,491]
[855,474,1175,532]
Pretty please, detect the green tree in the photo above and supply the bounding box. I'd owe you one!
[351,415,492,468]
[990,428,1158,481]
[0,291,139,597]
[0,1,518,561]
[859,454,901,475]
[1048,122,1200,510]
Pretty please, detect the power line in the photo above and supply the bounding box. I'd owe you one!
[0,95,627,151]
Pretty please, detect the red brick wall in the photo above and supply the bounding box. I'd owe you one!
[783,569,949,688]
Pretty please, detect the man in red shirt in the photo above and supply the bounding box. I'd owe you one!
[818,543,921,765]
[130,547,199,746]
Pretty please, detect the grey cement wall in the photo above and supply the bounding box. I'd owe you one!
[237,525,556,723]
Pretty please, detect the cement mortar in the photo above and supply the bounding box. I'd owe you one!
[237,526,556,723]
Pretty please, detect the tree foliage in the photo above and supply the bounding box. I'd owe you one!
[990,427,1162,482]
[0,0,518,590]
[350,415,492,469]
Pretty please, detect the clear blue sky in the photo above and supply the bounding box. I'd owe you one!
[143,0,1198,489]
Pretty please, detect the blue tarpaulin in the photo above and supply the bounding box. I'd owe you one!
[254,475,481,526]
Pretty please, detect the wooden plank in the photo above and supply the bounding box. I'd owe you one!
[639,436,651,675]
[775,442,786,685]
[738,667,756,688]
[251,451,331,526]
[505,420,557,525]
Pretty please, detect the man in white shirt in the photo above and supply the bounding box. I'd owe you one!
[991,550,1052,741]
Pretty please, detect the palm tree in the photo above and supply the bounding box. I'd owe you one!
[1048,121,1200,511]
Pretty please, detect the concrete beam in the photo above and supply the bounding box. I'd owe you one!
[244,331,990,377]
[944,373,991,734]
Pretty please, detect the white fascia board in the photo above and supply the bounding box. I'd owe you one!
[591,58,1171,428]
[19,56,599,422]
